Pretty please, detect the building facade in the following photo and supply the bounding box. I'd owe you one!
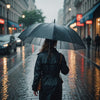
[0,0,28,34]
[63,0,77,31]
[63,0,76,24]
[28,0,36,11]
[57,9,64,25]
[63,0,100,44]
[76,0,100,43]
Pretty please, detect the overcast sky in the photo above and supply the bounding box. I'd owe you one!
[35,0,64,23]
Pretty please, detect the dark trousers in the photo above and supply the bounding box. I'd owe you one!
[95,43,100,51]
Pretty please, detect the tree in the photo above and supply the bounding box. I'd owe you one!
[18,9,45,27]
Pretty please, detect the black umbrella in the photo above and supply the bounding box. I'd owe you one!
[19,23,85,50]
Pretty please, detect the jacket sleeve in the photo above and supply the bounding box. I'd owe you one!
[60,54,69,75]
[32,55,41,91]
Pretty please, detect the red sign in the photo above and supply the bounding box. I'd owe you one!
[0,19,5,24]
[76,22,84,26]
[76,14,83,21]
[76,14,84,26]
[86,20,92,24]
[19,24,22,27]
[14,28,17,30]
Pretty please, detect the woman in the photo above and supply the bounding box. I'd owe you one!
[32,39,69,100]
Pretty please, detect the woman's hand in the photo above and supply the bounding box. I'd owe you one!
[33,91,38,96]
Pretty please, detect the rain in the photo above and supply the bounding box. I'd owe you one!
[0,0,100,100]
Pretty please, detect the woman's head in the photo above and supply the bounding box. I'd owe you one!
[40,39,57,52]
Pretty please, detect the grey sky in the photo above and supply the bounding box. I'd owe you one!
[35,0,64,23]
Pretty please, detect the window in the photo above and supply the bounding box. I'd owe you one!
[0,6,2,16]
[3,7,5,17]
[90,0,91,8]
[85,2,87,12]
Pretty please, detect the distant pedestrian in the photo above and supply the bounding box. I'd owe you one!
[95,34,100,52]
[32,39,69,100]
[86,35,91,49]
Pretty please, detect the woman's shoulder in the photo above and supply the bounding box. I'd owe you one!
[37,51,48,56]
[59,52,65,58]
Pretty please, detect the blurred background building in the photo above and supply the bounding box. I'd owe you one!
[63,0,76,27]
[0,0,36,35]
[63,0,100,45]
[28,0,36,11]
[57,9,64,25]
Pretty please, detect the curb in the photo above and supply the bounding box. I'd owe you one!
[76,51,100,69]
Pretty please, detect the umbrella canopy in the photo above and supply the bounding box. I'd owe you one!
[19,23,85,50]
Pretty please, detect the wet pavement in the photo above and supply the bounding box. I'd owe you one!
[77,46,100,68]
[0,44,100,100]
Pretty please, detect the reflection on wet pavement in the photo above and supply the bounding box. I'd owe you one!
[0,45,100,100]
[65,50,100,100]
[22,46,25,72]
[95,51,100,66]
[2,57,8,100]
[32,45,34,53]
[78,48,100,67]
[68,50,77,89]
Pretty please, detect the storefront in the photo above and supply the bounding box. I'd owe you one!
[85,21,92,38]
[94,5,100,39]
[0,18,5,34]
[8,21,20,34]
[80,2,100,44]
[96,17,100,35]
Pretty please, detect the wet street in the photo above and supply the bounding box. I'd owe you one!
[0,44,100,100]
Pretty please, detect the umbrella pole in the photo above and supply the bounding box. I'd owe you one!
[54,19,56,23]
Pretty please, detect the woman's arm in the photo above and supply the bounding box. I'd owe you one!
[60,54,69,75]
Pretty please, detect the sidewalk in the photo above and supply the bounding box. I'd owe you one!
[77,45,100,69]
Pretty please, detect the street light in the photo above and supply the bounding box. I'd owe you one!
[98,18,100,34]
[6,3,11,34]
[22,15,25,19]
[69,8,72,12]
[22,15,25,31]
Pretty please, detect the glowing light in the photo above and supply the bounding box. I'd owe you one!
[68,51,76,89]
[76,22,84,26]
[14,28,17,30]
[70,23,76,28]
[76,14,84,26]
[32,45,34,53]
[76,14,83,22]
[19,24,22,27]
[22,46,25,72]
[69,8,72,11]
[0,19,5,24]
[2,57,8,100]
[3,44,8,47]
[98,23,100,25]
[6,4,11,9]
[22,15,25,18]
[98,19,100,21]
[86,20,92,24]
